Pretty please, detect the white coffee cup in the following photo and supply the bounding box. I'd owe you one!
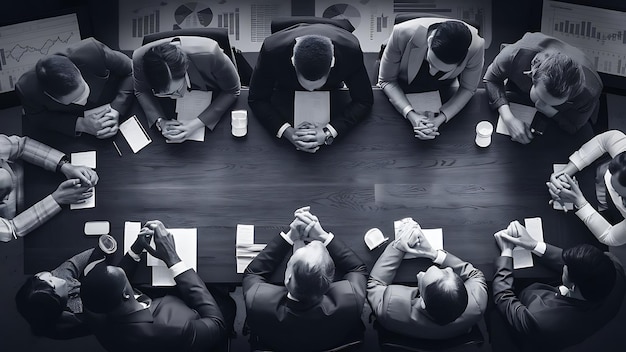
[231,110,247,137]
[475,121,493,147]
[364,228,389,250]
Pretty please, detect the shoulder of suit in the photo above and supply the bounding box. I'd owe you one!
[266,23,361,51]
[180,36,221,54]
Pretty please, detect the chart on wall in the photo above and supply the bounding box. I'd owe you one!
[0,14,81,94]
[119,0,291,52]
[541,1,626,77]
[316,0,492,53]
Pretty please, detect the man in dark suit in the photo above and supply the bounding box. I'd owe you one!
[243,207,367,351]
[16,37,134,138]
[81,220,230,352]
[492,220,625,351]
[248,21,373,153]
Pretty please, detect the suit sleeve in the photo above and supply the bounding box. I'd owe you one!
[52,248,94,279]
[492,255,541,337]
[367,243,404,317]
[326,236,368,312]
[248,43,289,137]
[331,49,373,136]
[96,39,134,116]
[243,234,292,293]
[195,46,241,130]
[483,44,517,111]
[378,26,413,117]
[440,251,488,313]
[174,269,227,351]
[132,45,168,126]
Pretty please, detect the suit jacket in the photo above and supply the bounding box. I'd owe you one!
[16,38,134,136]
[378,17,484,121]
[132,36,241,128]
[367,244,488,339]
[483,32,603,134]
[0,135,64,242]
[87,255,227,352]
[492,244,626,351]
[248,23,373,138]
[242,234,368,352]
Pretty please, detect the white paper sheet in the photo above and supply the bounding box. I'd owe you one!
[552,164,574,211]
[123,221,142,255]
[406,91,442,115]
[120,115,152,153]
[294,91,330,128]
[236,224,256,273]
[151,228,198,286]
[71,151,96,169]
[84,103,111,119]
[169,90,212,143]
[513,217,545,269]
[496,103,536,136]
[393,218,443,259]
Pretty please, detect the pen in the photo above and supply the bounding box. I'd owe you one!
[113,141,122,157]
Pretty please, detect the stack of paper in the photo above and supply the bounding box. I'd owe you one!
[496,103,536,136]
[70,151,96,210]
[169,90,212,143]
[235,224,266,273]
[513,217,544,269]
[294,91,330,128]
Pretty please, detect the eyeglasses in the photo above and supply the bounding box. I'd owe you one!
[152,78,186,98]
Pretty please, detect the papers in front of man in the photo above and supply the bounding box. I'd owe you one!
[236,224,266,273]
[393,217,443,259]
[294,91,330,128]
[120,115,152,153]
[123,221,198,286]
[405,91,442,115]
[552,164,574,211]
[69,151,96,210]
[168,90,213,143]
[496,103,537,136]
[513,217,545,269]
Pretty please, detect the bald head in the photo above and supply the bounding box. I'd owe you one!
[0,168,13,200]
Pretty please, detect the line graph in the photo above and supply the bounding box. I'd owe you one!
[0,14,80,93]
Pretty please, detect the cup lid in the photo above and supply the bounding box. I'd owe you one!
[232,125,247,137]
[364,228,389,250]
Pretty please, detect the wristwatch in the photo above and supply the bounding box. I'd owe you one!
[56,156,70,173]
[323,127,334,146]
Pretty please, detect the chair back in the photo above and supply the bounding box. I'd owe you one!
[374,321,484,352]
[271,16,355,34]
[394,13,480,35]
[142,28,236,65]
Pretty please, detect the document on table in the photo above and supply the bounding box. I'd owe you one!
[70,151,96,210]
[294,91,330,128]
[394,218,443,259]
[169,90,212,143]
[513,217,545,269]
[120,115,151,153]
[406,91,442,114]
[84,103,110,118]
[235,224,266,273]
[496,103,536,136]
[552,164,574,211]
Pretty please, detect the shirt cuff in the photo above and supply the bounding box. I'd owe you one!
[432,249,447,265]
[575,202,595,219]
[277,123,291,138]
[402,105,414,118]
[127,248,141,262]
[501,248,513,258]
[323,232,335,246]
[532,242,547,256]
[169,261,191,278]
[325,124,338,138]
[280,231,294,245]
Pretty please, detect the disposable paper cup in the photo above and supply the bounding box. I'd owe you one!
[364,228,389,250]
[98,234,117,255]
[231,110,248,137]
[475,121,493,147]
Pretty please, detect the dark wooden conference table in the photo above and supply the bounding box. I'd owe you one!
[23,88,602,283]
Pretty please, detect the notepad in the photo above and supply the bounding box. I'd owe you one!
[69,151,96,210]
[406,91,442,114]
[235,224,267,273]
[513,217,545,269]
[294,91,330,128]
[120,115,151,153]
[169,90,212,143]
[552,164,574,211]
[496,103,536,136]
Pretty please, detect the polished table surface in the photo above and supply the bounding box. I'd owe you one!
[23,88,602,283]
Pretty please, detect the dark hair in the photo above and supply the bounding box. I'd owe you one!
[608,151,626,189]
[81,264,127,314]
[290,242,335,302]
[15,275,67,335]
[562,244,616,302]
[531,50,584,100]
[142,43,189,93]
[430,21,472,65]
[292,35,333,81]
[35,55,81,98]
[423,271,468,325]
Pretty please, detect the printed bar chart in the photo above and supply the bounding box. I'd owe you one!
[541,1,626,77]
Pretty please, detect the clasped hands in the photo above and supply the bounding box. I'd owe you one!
[52,163,99,205]
[80,106,120,139]
[546,172,587,212]
[159,117,204,143]
[287,122,326,153]
[132,220,182,267]
[493,220,538,254]
[285,206,330,245]
[391,219,437,260]
[407,110,444,140]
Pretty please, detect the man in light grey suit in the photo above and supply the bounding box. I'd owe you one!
[367,219,488,339]
[378,18,484,140]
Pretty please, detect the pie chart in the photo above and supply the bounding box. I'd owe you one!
[174,2,213,28]
[322,3,361,29]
